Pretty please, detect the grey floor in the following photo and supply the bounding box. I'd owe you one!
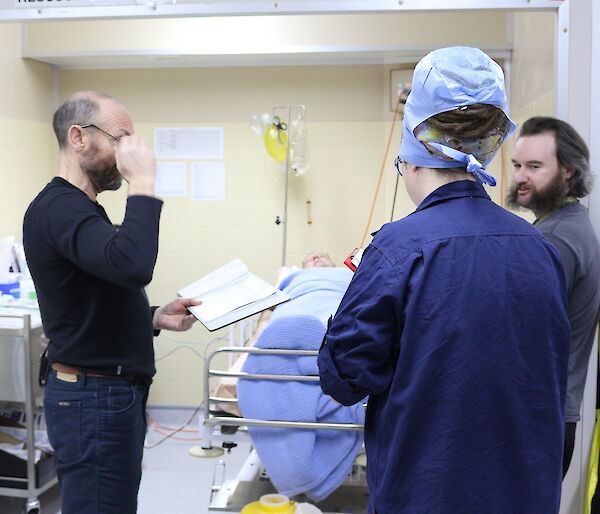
[0,407,251,514]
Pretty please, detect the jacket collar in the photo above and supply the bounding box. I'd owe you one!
[415,180,491,214]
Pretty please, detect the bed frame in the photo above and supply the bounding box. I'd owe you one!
[199,331,367,513]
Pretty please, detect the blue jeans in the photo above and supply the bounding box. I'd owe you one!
[44,369,151,514]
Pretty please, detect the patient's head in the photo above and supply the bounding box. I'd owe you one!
[302,252,335,268]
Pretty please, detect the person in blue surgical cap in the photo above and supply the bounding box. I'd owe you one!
[318,46,570,514]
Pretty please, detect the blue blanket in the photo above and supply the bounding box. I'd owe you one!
[271,267,353,326]
[238,315,364,501]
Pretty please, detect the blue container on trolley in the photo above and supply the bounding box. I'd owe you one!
[0,282,20,299]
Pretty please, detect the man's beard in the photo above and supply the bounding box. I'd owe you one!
[80,146,122,193]
[507,172,568,215]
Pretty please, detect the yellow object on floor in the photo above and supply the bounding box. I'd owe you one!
[586,409,600,513]
[241,494,296,513]
[585,325,600,514]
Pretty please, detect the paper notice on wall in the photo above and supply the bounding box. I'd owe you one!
[155,127,224,159]
[155,162,187,197]
[191,162,226,202]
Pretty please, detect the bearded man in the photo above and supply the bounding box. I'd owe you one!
[23,91,200,514]
[509,116,600,477]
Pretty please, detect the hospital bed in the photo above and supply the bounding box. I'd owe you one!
[199,320,368,513]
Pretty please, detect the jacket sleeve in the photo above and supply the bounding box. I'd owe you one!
[45,191,163,288]
[318,244,408,405]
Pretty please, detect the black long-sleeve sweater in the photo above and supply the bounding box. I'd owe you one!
[23,177,163,377]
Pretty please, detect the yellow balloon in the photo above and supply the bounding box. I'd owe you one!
[264,125,287,163]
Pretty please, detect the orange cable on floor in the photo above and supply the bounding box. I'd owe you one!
[151,427,204,441]
[147,415,199,433]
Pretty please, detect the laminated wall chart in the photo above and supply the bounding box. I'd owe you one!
[154,127,225,201]
[155,162,187,197]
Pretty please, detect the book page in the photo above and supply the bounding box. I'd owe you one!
[192,273,276,322]
[203,289,289,331]
[178,259,248,299]
[178,259,280,323]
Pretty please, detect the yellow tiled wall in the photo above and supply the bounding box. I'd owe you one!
[58,64,398,405]
[0,10,555,407]
[0,118,58,237]
[0,24,56,240]
[504,11,556,222]
[56,27,556,405]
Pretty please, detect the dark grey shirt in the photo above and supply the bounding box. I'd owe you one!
[537,201,600,421]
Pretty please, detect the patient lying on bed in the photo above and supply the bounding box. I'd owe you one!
[238,315,364,501]
[213,251,348,415]
[212,252,364,500]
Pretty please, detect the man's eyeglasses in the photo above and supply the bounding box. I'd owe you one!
[394,155,404,176]
[80,124,121,143]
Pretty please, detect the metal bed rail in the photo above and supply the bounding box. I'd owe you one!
[203,345,368,513]
[203,346,364,437]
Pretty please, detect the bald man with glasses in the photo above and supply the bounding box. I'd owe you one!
[23,91,200,514]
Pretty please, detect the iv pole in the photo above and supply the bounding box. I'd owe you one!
[272,104,306,267]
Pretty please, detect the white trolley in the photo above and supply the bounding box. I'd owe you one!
[0,311,57,514]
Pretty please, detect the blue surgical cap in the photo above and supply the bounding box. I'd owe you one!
[398,46,516,186]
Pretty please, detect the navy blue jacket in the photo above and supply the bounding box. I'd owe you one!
[318,180,570,514]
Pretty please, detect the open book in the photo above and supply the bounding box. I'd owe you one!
[178,259,290,331]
